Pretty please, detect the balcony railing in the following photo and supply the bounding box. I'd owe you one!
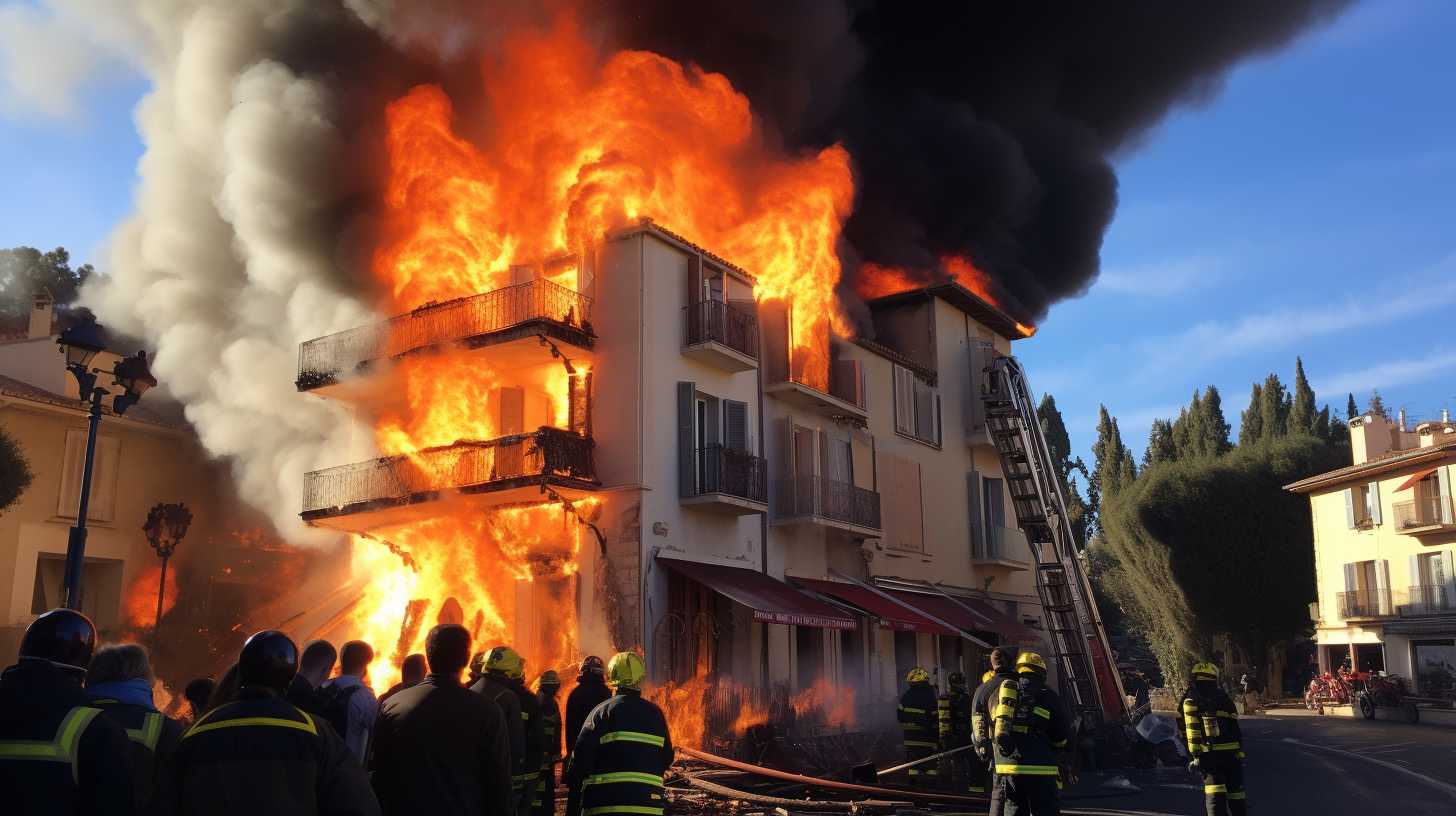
[1337,589,1395,619]
[977,526,1029,562]
[302,427,595,515]
[776,475,881,530]
[686,300,758,360]
[693,444,768,503]
[297,279,594,387]
[1406,585,1452,616]
[1394,496,1455,530]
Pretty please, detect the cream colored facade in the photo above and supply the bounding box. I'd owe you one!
[1288,411,1456,696]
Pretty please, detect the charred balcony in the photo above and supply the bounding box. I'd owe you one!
[296,278,594,393]
[683,299,758,372]
[301,426,597,534]
[772,475,881,537]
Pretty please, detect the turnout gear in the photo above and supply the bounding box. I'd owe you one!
[581,656,606,676]
[565,666,614,816]
[535,678,564,816]
[991,669,1070,816]
[486,647,525,678]
[566,686,673,816]
[897,675,939,784]
[238,631,299,693]
[0,656,136,816]
[514,677,545,816]
[905,666,931,684]
[158,687,378,816]
[973,664,1020,816]
[473,667,527,812]
[1015,652,1048,676]
[938,678,982,793]
[606,652,646,690]
[19,608,98,677]
[90,697,184,812]
[1177,673,1247,816]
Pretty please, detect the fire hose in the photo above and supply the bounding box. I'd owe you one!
[675,746,987,805]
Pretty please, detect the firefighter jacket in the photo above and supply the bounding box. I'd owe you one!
[566,688,674,816]
[155,687,380,816]
[90,697,184,812]
[513,681,545,792]
[473,673,525,782]
[565,673,612,757]
[540,691,563,761]
[370,674,514,816]
[970,668,1017,756]
[1176,682,1244,758]
[897,682,939,756]
[937,687,973,748]
[0,658,137,816]
[990,675,1070,777]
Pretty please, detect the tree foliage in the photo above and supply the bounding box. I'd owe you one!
[0,423,32,512]
[1037,395,1092,550]
[1090,406,1136,533]
[1144,419,1176,466]
[1238,383,1263,446]
[0,246,92,319]
[1289,357,1317,436]
[1367,389,1391,421]
[1346,393,1358,420]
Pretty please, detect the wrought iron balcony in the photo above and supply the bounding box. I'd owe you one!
[301,427,596,528]
[774,475,881,534]
[1337,589,1395,620]
[684,300,758,371]
[297,279,594,390]
[683,445,768,514]
[974,526,1030,568]
[1405,585,1452,616]
[1394,496,1456,535]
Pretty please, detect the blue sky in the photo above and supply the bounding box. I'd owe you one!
[2,0,1453,466]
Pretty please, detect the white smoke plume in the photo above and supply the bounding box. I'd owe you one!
[73,1,396,542]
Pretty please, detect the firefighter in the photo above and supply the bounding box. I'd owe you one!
[990,651,1069,816]
[566,652,673,816]
[973,647,1018,816]
[938,671,981,793]
[472,647,527,814]
[158,629,379,816]
[86,643,186,812]
[897,667,939,785]
[534,671,563,816]
[564,656,611,816]
[510,658,544,816]
[1177,662,1247,816]
[0,608,136,816]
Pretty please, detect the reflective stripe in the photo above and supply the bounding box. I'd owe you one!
[184,712,317,740]
[1032,706,1051,719]
[992,704,1014,718]
[1051,739,1068,749]
[902,723,928,731]
[126,712,164,751]
[1216,711,1238,718]
[904,740,938,748]
[1205,784,1227,794]
[906,768,938,775]
[522,712,531,720]
[1228,791,1247,800]
[585,772,665,788]
[899,706,926,714]
[0,706,101,785]
[994,763,1058,776]
[967,786,985,793]
[583,808,664,816]
[1210,742,1242,751]
[599,731,665,747]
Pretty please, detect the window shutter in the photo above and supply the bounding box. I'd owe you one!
[1376,560,1391,614]
[1438,466,1453,524]
[1367,481,1382,525]
[677,382,695,498]
[914,378,934,440]
[967,471,983,559]
[893,366,913,434]
[935,394,943,445]
[1343,562,1356,592]
[724,400,747,451]
[497,387,525,435]
[1344,488,1355,528]
[687,254,703,305]
[1443,550,1456,609]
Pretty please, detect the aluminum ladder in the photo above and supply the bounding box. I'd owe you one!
[980,354,1126,726]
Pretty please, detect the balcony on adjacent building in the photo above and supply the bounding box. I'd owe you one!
[973,525,1031,570]
[301,427,597,533]
[683,300,758,372]
[1404,585,1453,616]
[1337,588,1395,620]
[296,279,595,396]
[772,475,881,537]
[682,444,769,515]
[1394,495,1456,537]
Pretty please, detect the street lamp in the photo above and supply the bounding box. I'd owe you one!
[56,317,158,610]
[143,502,192,633]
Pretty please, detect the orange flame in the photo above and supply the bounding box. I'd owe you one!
[123,562,177,630]
[645,672,769,750]
[790,677,856,728]
[855,254,1036,338]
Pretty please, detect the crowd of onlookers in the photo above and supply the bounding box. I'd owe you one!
[1,608,672,816]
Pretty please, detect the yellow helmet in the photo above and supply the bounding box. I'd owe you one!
[606,652,646,689]
[1016,651,1048,675]
[485,646,523,677]
[906,667,930,684]
[1192,661,1219,680]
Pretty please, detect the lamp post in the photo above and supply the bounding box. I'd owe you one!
[56,317,157,610]
[143,502,192,633]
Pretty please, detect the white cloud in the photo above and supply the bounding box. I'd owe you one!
[1096,253,1222,297]
[0,0,145,120]
[1313,349,1456,399]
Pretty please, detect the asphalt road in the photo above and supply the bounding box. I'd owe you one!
[1058,711,1456,815]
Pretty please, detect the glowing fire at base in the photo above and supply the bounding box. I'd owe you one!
[856,254,1037,338]
[123,562,178,631]
[645,673,856,749]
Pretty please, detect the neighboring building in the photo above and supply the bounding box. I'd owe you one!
[295,220,1047,713]
[1286,410,1456,699]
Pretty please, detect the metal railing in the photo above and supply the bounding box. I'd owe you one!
[775,475,881,530]
[1394,496,1455,530]
[297,279,594,385]
[977,525,1029,561]
[693,444,768,503]
[685,300,758,360]
[1406,585,1452,616]
[302,427,595,514]
[1337,589,1395,619]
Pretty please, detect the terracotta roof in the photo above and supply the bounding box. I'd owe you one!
[0,373,189,431]
[867,282,1030,342]
[1284,437,1456,493]
[605,218,755,283]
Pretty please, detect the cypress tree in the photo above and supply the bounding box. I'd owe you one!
[1239,383,1264,446]
[1145,419,1177,466]
[1290,357,1317,436]
[1368,390,1391,420]
[1259,374,1290,439]
[1202,385,1232,455]
[1346,393,1359,420]
[1314,405,1332,442]
[1092,406,1133,504]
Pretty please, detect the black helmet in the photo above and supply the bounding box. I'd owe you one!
[948,671,967,689]
[21,609,97,675]
[238,630,298,693]
[581,655,605,676]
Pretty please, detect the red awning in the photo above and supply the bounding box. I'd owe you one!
[791,578,958,636]
[1395,466,1439,492]
[658,558,856,630]
[880,588,1040,645]
[959,598,1042,644]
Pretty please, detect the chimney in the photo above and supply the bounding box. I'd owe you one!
[28,289,54,339]
[1444,408,1451,424]
[1398,408,1407,432]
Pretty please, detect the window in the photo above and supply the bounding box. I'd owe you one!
[1341,560,1391,616]
[57,430,120,522]
[1411,640,1455,699]
[702,268,724,303]
[892,364,940,445]
[982,477,1005,558]
[1344,482,1381,529]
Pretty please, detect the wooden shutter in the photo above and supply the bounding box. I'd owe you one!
[1367,482,1382,525]
[967,471,983,559]
[894,366,913,433]
[688,254,703,305]
[497,387,525,435]
[678,382,696,497]
[724,400,747,451]
[1376,560,1391,614]
[1438,466,1453,524]
[1344,488,1355,528]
